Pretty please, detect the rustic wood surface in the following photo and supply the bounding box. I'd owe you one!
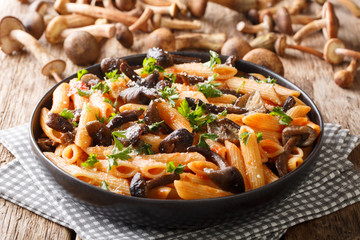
[0,0,360,239]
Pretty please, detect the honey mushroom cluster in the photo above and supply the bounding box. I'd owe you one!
[2,0,360,87]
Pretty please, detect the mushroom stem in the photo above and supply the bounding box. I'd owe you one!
[333,0,360,17]
[175,33,226,51]
[137,1,178,17]
[237,14,273,34]
[249,32,278,51]
[152,14,201,30]
[129,7,153,32]
[288,0,307,15]
[290,15,319,25]
[324,38,360,64]
[103,0,117,10]
[54,0,139,27]
[276,136,300,177]
[61,24,115,40]
[275,35,323,59]
[9,29,66,81]
[335,48,360,60]
[334,59,359,88]
[292,19,326,43]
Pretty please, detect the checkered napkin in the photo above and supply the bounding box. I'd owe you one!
[0,124,359,240]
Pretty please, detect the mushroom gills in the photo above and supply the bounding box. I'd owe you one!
[185,97,247,114]
[207,118,241,145]
[106,109,144,130]
[234,90,266,115]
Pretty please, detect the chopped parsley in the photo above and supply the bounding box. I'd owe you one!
[159,86,179,107]
[255,76,277,85]
[256,132,263,143]
[81,153,98,168]
[218,109,227,117]
[177,99,217,132]
[236,81,246,93]
[73,122,78,127]
[107,112,117,122]
[148,121,164,131]
[141,57,164,74]
[105,69,121,82]
[164,72,176,83]
[77,88,92,97]
[239,132,251,145]
[203,50,221,69]
[85,103,91,111]
[104,98,118,109]
[269,106,293,125]
[59,109,74,119]
[112,130,127,138]
[77,69,88,81]
[166,161,185,174]
[134,142,155,155]
[196,133,218,149]
[107,132,132,171]
[100,180,110,191]
[95,113,105,124]
[197,74,222,98]
[92,82,110,94]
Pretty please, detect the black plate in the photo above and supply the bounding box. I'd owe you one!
[29,52,324,228]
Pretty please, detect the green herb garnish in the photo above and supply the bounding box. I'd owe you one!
[92,82,110,94]
[77,88,92,97]
[104,98,118,109]
[256,132,263,143]
[239,132,251,145]
[73,122,78,128]
[166,161,185,174]
[159,86,179,107]
[148,120,164,131]
[100,180,110,191]
[106,132,132,171]
[197,74,222,98]
[203,50,221,69]
[164,72,176,83]
[236,81,246,94]
[77,69,88,81]
[81,153,98,168]
[196,133,218,149]
[141,57,164,74]
[105,69,121,82]
[134,142,155,155]
[59,109,74,119]
[269,106,293,125]
[218,109,227,117]
[95,113,105,124]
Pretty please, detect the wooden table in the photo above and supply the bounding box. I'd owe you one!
[1,1,360,239]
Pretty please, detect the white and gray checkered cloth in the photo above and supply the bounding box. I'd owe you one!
[0,123,359,240]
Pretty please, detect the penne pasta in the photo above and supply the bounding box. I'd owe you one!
[51,83,70,113]
[263,164,279,184]
[74,103,99,148]
[174,180,232,199]
[40,107,63,143]
[187,160,219,177]
[157,101,192,132]
[287,156,303,172]
[242,113,284,132]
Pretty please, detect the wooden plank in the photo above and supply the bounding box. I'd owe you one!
[0,0,359,239]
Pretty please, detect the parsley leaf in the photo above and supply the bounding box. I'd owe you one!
[265,76,277,84]
[269,106,293,125]
[159,86,179,107]
[141,57,164,75]
[85,103,91,111]
[92,82,110,94]
[236,81,246,94]
[81,153,98,168]
[60,109,74,119]
[256,132,263,143]
[166,161,185,174]
[177,100,217,132]
[218,109,227,117]
[239,132,251,145]
[106,131,132,171]
[203,50,221,69]
[148,121,164,131]
[196,133,218,149]
[77,88,92,97]
[104,98,118,109]
[105,69,121,82]
[73,122,78,127]
[134,142,155,155]
[107,112,117,122]
[95,113,105,124]
[197,74,222,98]
[100,180,110,191]
[112,130,127,139]
[164,73,176,83]
[77,69,88,81]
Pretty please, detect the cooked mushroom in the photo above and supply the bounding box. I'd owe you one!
[117,123,149,146]
[207,118,241,145]
[177,72,206,85]
[221,37,253,59]
[86,120,112,146]
[334,59,359,88]
[141,71,160,89]
[146,47,174,68]
[155,80,172,91]
[275,125,317,177]
[159,128,194,153]
[243,48,284,76]
[60,131,75,144]
[130,172,180,197]
[119,62,142,82]
[46,112,74,133]
[293,2,338,44]
[119,86,158,105]
[224,55,237,67]
[63,31,100,65]
[144,100,172,133]
[282,96,296,112]
[106,109,144,130]
[234,90,267,115]
[100,57,125,74]
[37,137,56,152]
[185,97,247,115]
[80,73,101,87]
[187,146,245,194]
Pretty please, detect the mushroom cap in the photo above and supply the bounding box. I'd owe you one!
[334,69,354,88]
[243,48,285,76]
[29,0,48,15]
[282,125,317,147]
[186,0,207,18]
[24,11,45,40]
[324,38,345,65]
[63,31,100,65]
[54,0,70,14]
[115,0,136,11]
[247,8,260,25]
[322,2,338,39]
[249,32,278,51]
[262,13,274,32]
[147,28,175,52]
[221,37,253,59]
[274,35,287,57]
[0,16,26,54]
[275,7,293,35]
[41,59,66,77]
[115,23,133,48]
